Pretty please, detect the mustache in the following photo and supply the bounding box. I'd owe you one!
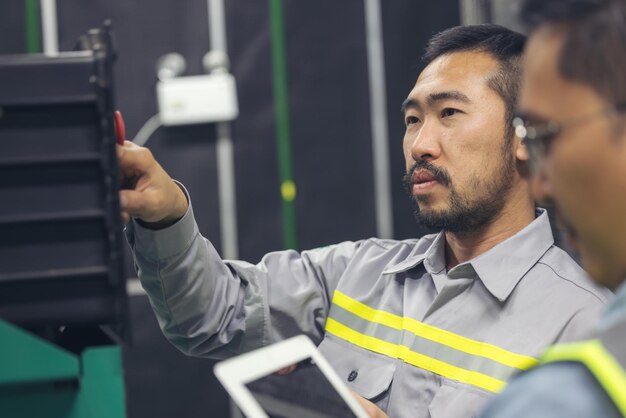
[403,160,452,192]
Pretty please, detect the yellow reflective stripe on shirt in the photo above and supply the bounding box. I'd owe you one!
[326,290,538,392]
[541,340,626,416]
[332,290,537,370]
[326,317,506,393]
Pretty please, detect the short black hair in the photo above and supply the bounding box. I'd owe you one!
[423,25,527,140]
[519,0,626,105]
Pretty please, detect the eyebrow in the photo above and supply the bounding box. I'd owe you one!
[401,90,472,113]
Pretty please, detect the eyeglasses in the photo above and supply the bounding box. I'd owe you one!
[513,102,626,172]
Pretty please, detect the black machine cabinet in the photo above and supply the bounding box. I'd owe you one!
[0,23,127,338]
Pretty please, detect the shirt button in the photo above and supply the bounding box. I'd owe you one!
[348,370,358,382]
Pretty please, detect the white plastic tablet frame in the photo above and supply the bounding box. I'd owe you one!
[214,335,370,418]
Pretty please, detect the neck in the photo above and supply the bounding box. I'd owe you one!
[444,186,535,270]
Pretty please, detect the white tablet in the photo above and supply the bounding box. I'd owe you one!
[214,335,371,418]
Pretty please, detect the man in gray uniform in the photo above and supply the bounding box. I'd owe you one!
[478,0,626,417]
[119,25,610,418]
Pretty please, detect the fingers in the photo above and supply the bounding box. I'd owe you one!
[119,189,148,219]
[117,141,155,173]
[117,142,161,221]
[116,142,188,225]
[352,393,388,418]
[119,179,188,225]
[119,188,166,223]
[276,364,298,375]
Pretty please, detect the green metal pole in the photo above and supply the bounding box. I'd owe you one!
[269,0,298,250]
[25,0,41,53]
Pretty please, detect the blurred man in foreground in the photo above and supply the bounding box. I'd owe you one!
[480,0,626,416]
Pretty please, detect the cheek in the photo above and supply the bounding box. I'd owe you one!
[547,134,587,189]
[547,140,613,240]
[442,123,502,168]
[453,152,497,188]
[548,152,588,215]
[548,123,619,192]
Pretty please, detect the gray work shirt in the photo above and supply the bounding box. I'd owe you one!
[126,202,611,418]
[479,281,626,418]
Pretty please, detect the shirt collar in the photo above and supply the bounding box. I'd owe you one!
[382,208,554,302]
[381,233,443,275]
[470,208,554,301]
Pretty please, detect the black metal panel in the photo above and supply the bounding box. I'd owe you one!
[0,161,103,219]
[0,24,127,332]
[0,104,100,161]
[0,53,97,105]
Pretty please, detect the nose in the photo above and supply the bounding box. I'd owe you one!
[408,121,441,163]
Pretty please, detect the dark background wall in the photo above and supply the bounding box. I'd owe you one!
[0,1,459,417]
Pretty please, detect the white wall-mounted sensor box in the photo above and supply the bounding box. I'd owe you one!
[156,73,238,126]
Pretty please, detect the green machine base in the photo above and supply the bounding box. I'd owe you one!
[0,320,126,418]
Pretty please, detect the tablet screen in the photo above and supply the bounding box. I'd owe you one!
[245,358,361,418]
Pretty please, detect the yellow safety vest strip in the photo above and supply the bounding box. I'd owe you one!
[326,317,506,393]
[332,290,537,370]
[541,340,626,416]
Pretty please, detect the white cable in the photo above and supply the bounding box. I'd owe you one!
[132,114,162,147]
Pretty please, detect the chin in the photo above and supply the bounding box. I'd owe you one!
[415,198,446,213]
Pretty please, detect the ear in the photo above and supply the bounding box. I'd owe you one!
[515,135,529,162]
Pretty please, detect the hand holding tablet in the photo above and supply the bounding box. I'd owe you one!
[214,335,371,418]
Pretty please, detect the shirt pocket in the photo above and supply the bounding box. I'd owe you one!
[318,336,396,400]
[427,382,492,418]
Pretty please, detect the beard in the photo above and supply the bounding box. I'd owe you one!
[403,151,515,235]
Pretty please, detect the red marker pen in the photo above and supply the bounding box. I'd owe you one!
[114,110,126,145]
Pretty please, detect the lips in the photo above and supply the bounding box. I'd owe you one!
[403,162,450,198]
[412,170,437,185]
[411,170,439,194]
